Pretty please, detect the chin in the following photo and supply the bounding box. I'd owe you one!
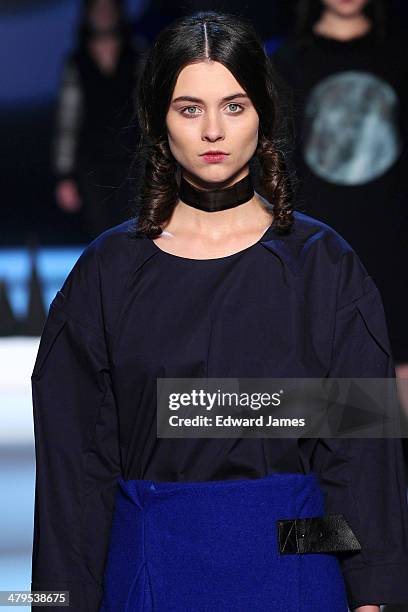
[192,166,243,188]
[331,0,364,16]
[337,9,361,18]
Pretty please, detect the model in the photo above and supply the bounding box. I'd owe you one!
[31,11,408,612]
[53,0,142,239]
[272,0,408,369]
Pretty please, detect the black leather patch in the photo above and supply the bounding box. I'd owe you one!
[277,513,361,554]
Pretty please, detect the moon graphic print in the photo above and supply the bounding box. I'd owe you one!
[303,70,402,185]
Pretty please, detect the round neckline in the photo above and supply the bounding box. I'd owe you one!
[310,27,374,48]
[147,220,275,263]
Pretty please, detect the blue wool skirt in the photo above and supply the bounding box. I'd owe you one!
[99,472,349,612]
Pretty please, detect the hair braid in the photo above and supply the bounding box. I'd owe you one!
[256,135,294,234]
[133,140,179,238]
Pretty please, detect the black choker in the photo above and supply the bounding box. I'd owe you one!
[179,174,254,212]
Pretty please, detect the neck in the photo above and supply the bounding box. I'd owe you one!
[165,197,272,241]
[313,11,372,41]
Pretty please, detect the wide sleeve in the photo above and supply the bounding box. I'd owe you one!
[52,56,83,182]
[311,250,408,609]
[30,245,122,611]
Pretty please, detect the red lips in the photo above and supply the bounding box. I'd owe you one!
[201,150,229,163]
[200,150,229,156]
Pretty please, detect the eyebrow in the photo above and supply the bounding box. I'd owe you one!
[171,93,250,104]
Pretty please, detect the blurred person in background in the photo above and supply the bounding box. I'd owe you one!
[272,0,408,389]
[53,0,142,241]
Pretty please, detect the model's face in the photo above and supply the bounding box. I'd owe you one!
[321,0,370,18]
[89,0,119,30]
[166,60,259,188]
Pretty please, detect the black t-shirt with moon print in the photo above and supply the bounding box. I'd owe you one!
[272,29,408,361]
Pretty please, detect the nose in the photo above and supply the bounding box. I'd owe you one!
[201,110,225,142]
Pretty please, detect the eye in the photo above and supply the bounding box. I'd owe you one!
[226,103,244,114]
[180,106,202,117]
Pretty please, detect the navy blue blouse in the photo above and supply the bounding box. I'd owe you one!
[30,211,408,610]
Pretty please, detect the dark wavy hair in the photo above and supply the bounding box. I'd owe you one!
[129,10,295,238]
[294,0,386,43]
